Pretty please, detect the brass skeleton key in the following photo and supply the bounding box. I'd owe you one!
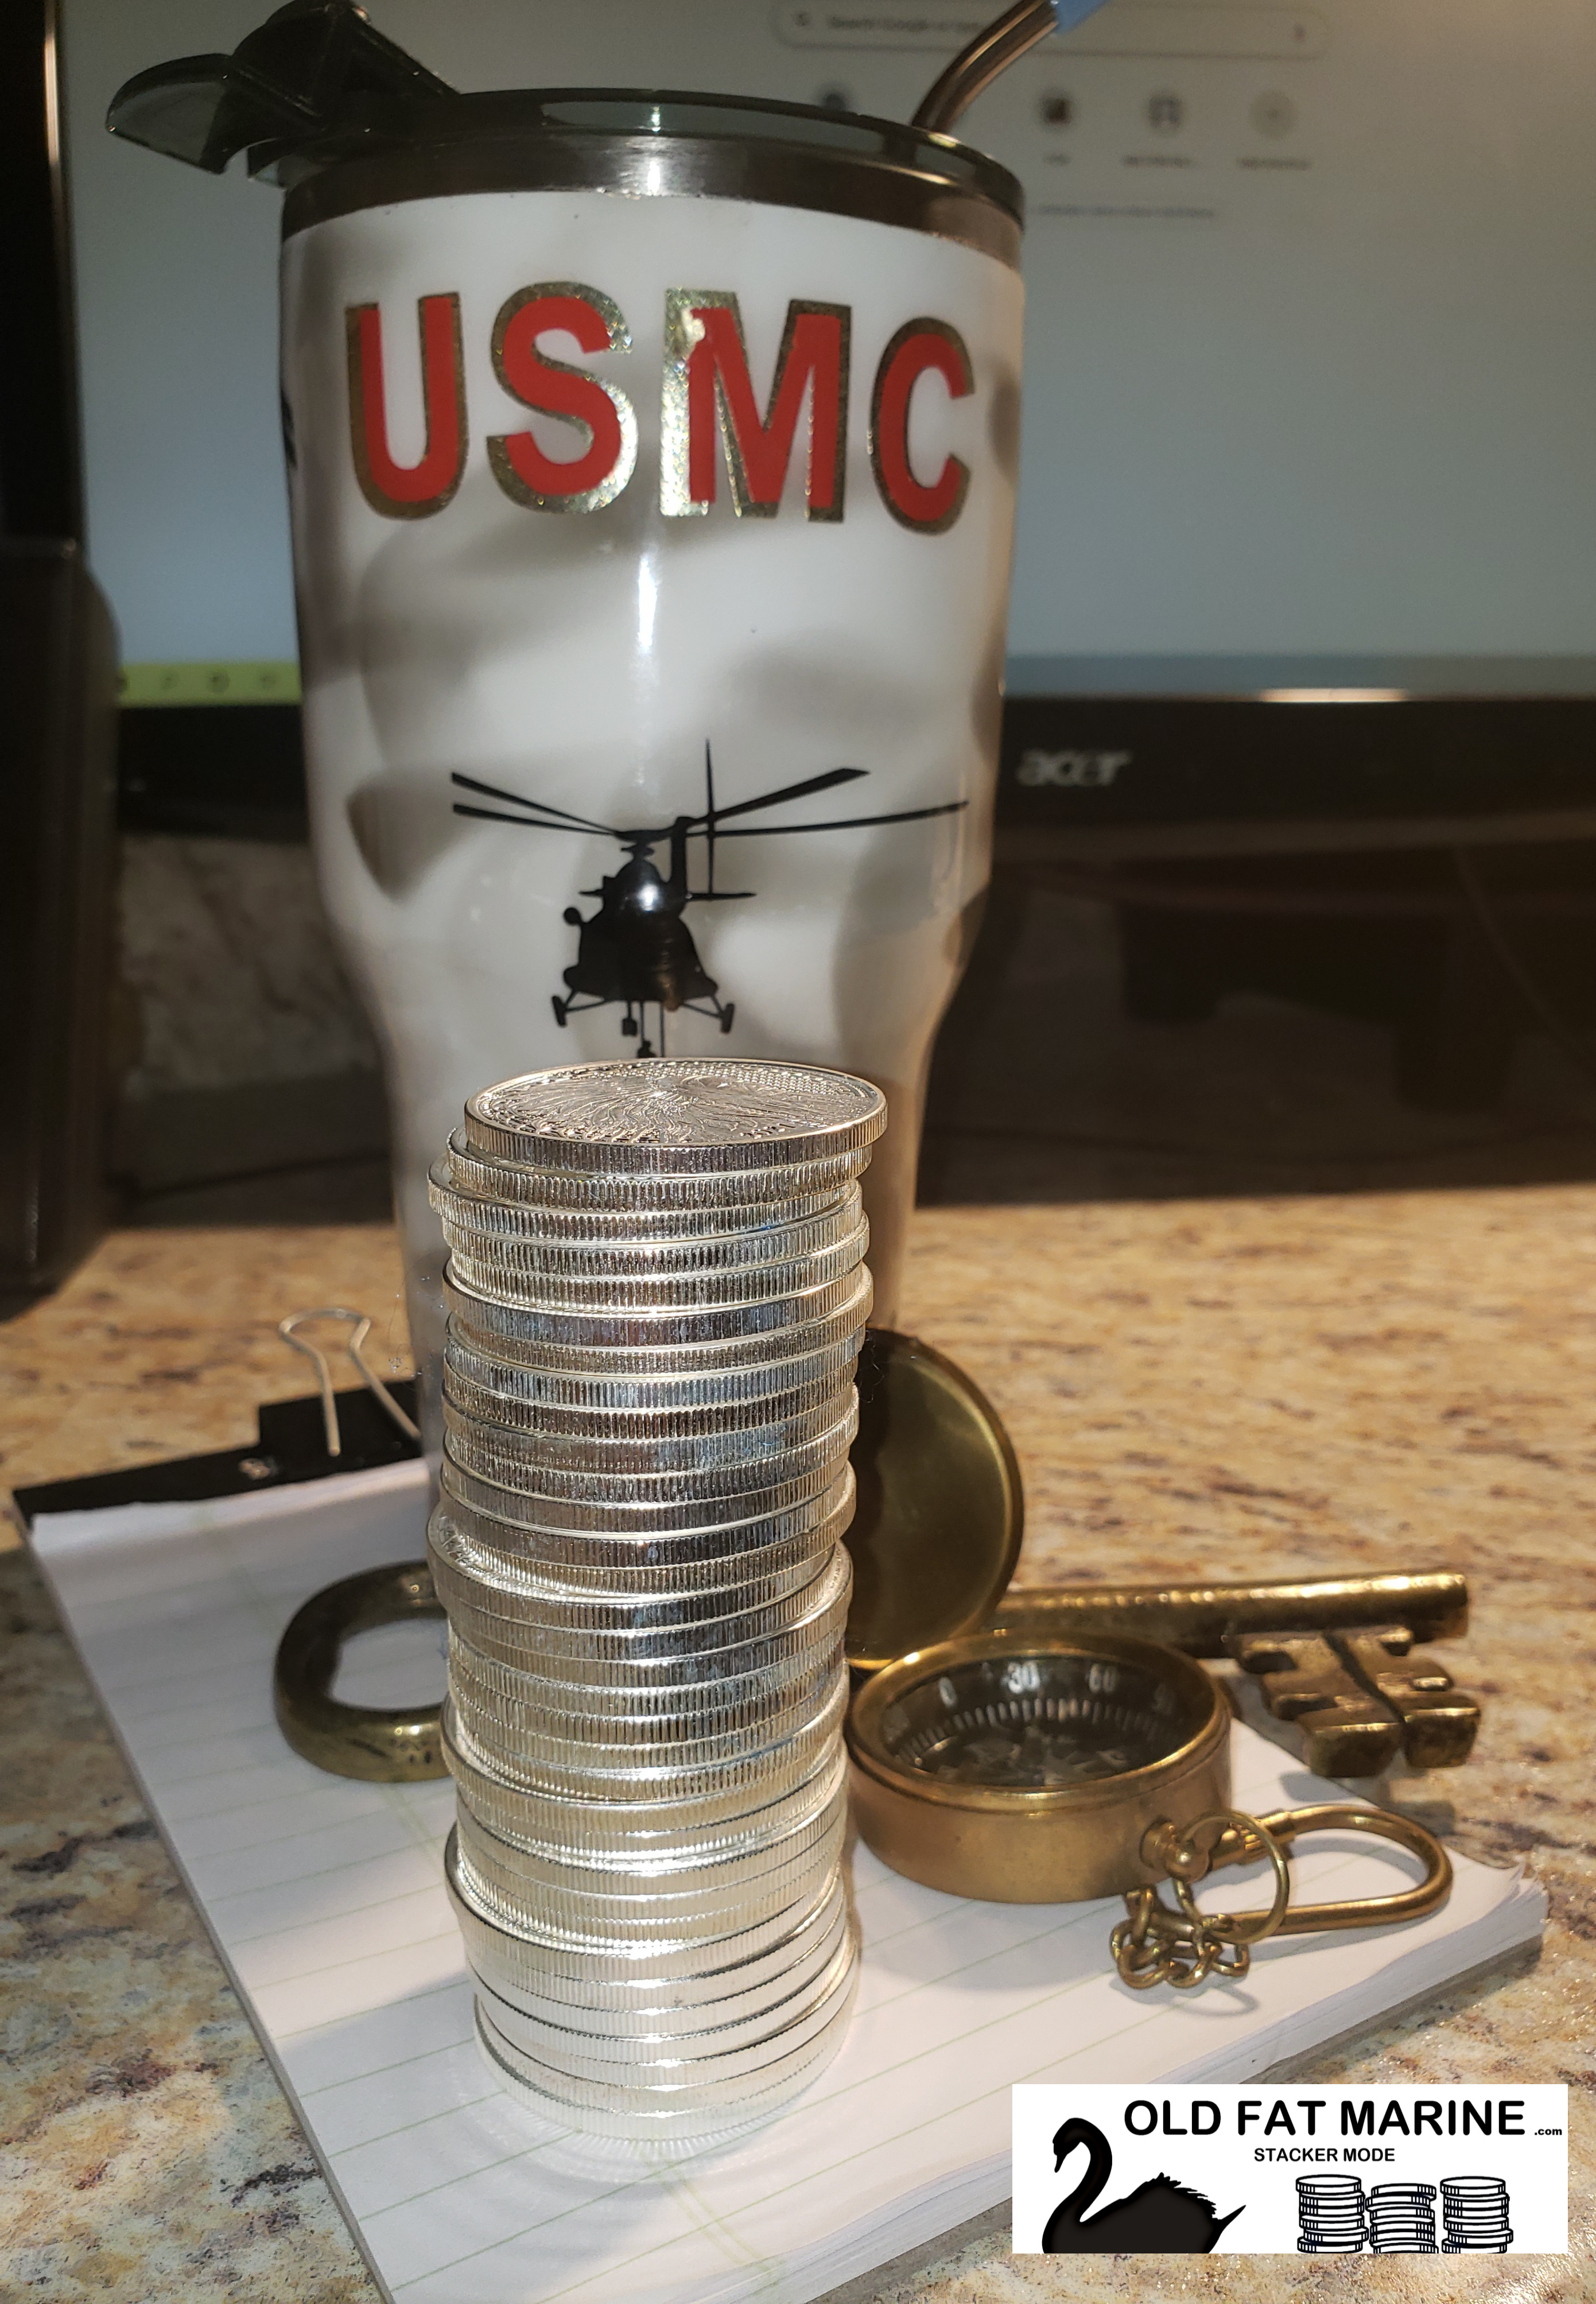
[1228,1622,1481,1774]
[1333,1623,1481,1769]
[1222,1630,1404,1777]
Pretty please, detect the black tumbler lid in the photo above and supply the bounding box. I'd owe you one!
[107,0,1024,261]
[106,0,453,179]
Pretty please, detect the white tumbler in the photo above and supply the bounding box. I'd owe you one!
[273,91,1025,1443]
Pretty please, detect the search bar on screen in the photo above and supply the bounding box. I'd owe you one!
[774,7,1329,60]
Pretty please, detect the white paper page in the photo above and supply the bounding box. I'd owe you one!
[30,1471,1543,2304]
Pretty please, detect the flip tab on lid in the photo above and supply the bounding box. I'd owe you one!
[106,0,452,179]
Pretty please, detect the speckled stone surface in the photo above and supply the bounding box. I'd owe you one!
[2,1195,1592,2301]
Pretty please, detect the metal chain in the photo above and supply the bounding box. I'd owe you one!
[1109,1809,1290,1990]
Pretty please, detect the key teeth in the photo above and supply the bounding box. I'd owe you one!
[1225,1622,1482,1775]
[1226,1628,1405,1777]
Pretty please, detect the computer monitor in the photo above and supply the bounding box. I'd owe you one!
[59,0,1596,836]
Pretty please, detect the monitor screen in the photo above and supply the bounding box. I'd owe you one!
[61,0,1596,699]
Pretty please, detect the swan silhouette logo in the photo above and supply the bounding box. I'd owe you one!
[1042,2118,1245,2253]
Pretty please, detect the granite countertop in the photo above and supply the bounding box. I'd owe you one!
[2,1194,1593,2301]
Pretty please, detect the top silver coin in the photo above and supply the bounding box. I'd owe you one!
[462,1061,886,1174]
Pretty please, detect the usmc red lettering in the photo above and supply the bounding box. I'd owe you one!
[345,293,466,519]
[869,319,974,534]
[663,293,850,521]
[487,284,638,513]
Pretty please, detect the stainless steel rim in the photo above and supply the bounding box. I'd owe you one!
[283,91,1023,273]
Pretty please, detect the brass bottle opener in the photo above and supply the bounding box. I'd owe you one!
[274,1561,446,1782]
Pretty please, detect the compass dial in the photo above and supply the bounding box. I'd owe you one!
[878,1651,1201,1790]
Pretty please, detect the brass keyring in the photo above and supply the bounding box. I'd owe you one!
[273,1561,446,1781]
[1164,1809,1293,1944]
[1112,1800,1452,1989]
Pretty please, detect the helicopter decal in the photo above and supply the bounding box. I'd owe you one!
[451,748,968,1056]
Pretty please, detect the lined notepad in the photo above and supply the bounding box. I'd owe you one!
[30,1467,1543,2303]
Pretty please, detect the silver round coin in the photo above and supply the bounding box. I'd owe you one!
[440,1387,856,1485]
[441,1219,868,1311]
[430,1479,852,1587]
[472,1969,855,2135]
[467,1906,852,2045]
[441,1352,857,1437]
[444,1670,849,1813]
[440,1572,849,1687]
[451,1753,846,1880]
[446,1652,841,1748]
[460,1060,886,1174]
[437,1150,857,1235]
[476,1932,859,2083]
[436,1459,855,1556]
[472,2000,841,2142]
[444,1719,847,1861]
[443,1661,848,1797]
[431,1172,863,1263]
[447,1551,850,1702]
[447,1838,847,2001]
[442,1260,868,1351]
[447,1131,875,1213]
[448,1639,846,1743]
[442,1395,858,1503]
[443,1328,865,1415]
[446,1268,872,1374]
[428,1510,840,1623]
[465,1901,850,2031]
[454,1786,846,1909]
[430,1541,844,1657]
[452,1824,844,1952]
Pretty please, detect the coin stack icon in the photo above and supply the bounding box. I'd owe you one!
[1366,2182,1439,2252]
[1295,2173,1368,2252]
[426,1057,883,2140]
[1440,2176,1513,2251]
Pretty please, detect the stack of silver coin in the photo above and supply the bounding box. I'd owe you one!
[426,1057,883,2141]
